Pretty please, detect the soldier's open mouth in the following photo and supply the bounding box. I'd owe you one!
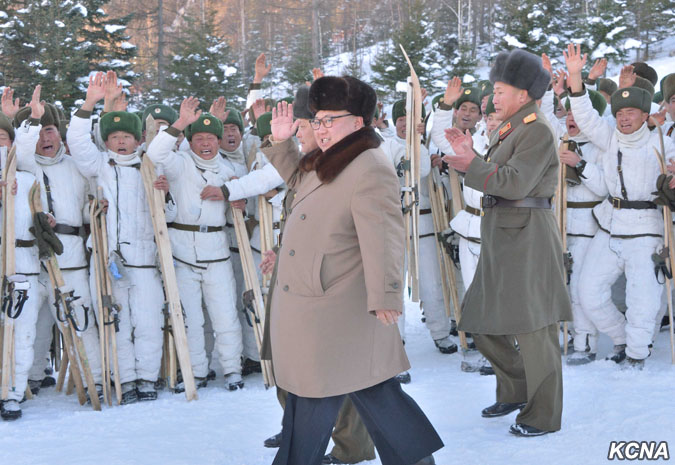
[201,149,212,155]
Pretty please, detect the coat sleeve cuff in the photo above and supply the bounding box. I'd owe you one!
[165,126,181,137]
[75,109,92,118]
[367,291,404,314]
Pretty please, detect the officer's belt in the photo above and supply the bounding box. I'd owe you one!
[607,196,656,210]
[566,201,602,209]
[464,205,483,216]
[419,209,432,215]
[54,224,83,236]
[481,195,551,209]
[168,222,224,233]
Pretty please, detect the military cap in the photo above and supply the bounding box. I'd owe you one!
[391,99,427,124]
[485,95,496,116]
[489,49,550,100]
[597,78,618,97]
[293,86,314,120]
[662,73,675,103]
[223,108,244,134]
[14,104,60,130]
[143,104,178,127]
[0,113,15,141]
[631,62,658,86]
[564,89,607,116]
[610,87,652,116]
[256,111,273,139]
[185,113,223,141]
[633,76,655,98]
[454,87,482,113]
[100,111,142,141]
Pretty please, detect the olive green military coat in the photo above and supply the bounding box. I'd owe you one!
[459,100,573,335]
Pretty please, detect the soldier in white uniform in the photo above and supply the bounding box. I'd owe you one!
[147,98,244,391]
[565,44,675,367]
[67,72,165,403]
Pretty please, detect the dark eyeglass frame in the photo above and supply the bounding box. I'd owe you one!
[308,113,353,130]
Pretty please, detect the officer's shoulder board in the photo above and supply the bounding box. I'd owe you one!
[523,113,537,124]
[498,122,512,140]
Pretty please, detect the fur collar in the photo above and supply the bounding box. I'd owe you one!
[299,126,381,183]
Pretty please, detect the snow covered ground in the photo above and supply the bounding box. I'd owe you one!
[1,298,673,465]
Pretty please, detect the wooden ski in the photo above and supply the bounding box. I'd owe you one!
[400,45,422,302]
[651,118,675,364]
[0,146,17,400]
[140,115,197,400]
[428,168,468,350]
[556,135,570,355]
[28,181,98,409]
[232,208,275,387]
[89,192,122,406]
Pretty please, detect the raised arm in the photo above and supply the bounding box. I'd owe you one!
[66,72,108,178]
[564,43,614,151]
[147,97,200,180]
[223,163,284,201]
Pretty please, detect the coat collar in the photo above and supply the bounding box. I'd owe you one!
[299,126,381,183]
[485,100,540,156]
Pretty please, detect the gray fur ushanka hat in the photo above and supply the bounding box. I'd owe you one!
[489,49,551,100]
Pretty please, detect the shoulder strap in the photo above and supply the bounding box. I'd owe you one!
[42,172,55,216]
[617,150,628,200]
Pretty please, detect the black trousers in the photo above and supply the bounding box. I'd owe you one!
[273,378,443,465]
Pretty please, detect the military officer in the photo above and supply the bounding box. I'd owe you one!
[445,49,572,437]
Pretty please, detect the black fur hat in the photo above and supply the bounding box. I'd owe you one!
[309,76,377,126]
[293,86,314,120]
[631,62,658,86]
[489,49,551,100]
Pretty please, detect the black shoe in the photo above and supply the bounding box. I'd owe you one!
[120,382,139,405]
[395,371,411,384]
[174,377,207,394]
[154,378,166,391]
[433,336,458,354]
[86,384,104,405]
[607,344,626,364]
[449,320,458,337]
[481,401,526,418]
[479,364,495,376]
[660,315,671,330]
[40,376,56,388]
[509,423,551,437]
[263,431,282,448]
[206,369,217,381]
[241,358,262,376]
[137,380,158,401]
[0,400,21,421]
[322,454,346,464]
[28,379,41,396]
[622,356,645,370]
[225,373,244,391]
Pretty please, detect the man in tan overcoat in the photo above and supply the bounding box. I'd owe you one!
[263,76,442,465]
[445,49,572,437]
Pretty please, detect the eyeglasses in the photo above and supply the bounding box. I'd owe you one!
[308,114,353,130]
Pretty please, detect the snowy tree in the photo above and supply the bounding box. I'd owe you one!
[0,0,137,110]
[78,0,137,82]
[164,12,245,108]
[284,30,314,89]
[498,0,571,61]
[579,0,629,64]
[371,0,439,100]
